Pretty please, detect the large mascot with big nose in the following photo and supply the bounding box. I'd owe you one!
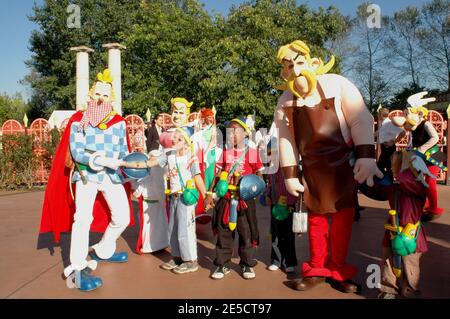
[274,40,383,293]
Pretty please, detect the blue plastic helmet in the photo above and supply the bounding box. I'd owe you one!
[239,174,266,201]
[121,152,151,180]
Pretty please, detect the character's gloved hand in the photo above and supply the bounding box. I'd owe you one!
[284,178,304,197]
[391,116,406,127]
[410,155,435,187]
[89,152,121,171]
[354,158,384,186]
[148,150,162,158]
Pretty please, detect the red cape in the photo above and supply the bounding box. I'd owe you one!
[196,148,205,215]
[39,111,134,243]
[195,146,214,224]
[135,195,146,255]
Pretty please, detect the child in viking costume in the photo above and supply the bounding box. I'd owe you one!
[204,118,265,280]
[134,113,170,254]
[372,150,438,298]
[263,138,298,273]
[274,40,383,293]
[392,92,447,220]
[133,148,170,254]
[196,107,219,196]
[134,110,170,254]
[161,97,216,224]
[147,126,207,274]
[39,69,133,292]
[192,107,221,223]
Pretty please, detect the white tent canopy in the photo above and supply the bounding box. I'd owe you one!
[48,110,77,129]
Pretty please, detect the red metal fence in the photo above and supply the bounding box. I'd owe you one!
[1,119,51,184]
[125,114,145,153]
[29,119,51,183]
[1,120,25,135]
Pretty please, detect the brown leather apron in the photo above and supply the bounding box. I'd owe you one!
[284,84,357,214]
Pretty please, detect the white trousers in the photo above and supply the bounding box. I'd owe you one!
[141,200,169,253]
[168,196,197,261]
[69,176,130,271]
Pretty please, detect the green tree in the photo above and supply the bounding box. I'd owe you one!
[388,82,440,110]
[417,0,450,92]
[348,3,393,114]
[0,93,29,126]
[124,0,348,126]
[25,0,349,128]
[24,0,141,119]
[386,6,423,87]
[122,0,219,117]
[209,0,349,126]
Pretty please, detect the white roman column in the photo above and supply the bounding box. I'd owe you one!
[70,46,94,111]
[103,43,126,115]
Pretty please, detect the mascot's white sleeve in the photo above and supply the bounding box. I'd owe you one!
[274,92,299,169]
[339,75,375,146]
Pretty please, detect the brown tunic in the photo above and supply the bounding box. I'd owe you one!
[284,84,357,214]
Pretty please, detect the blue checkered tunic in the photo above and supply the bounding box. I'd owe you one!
[69,118,129,184]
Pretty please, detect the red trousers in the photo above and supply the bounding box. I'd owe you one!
[424,165,443,215]
[302,208,357,281]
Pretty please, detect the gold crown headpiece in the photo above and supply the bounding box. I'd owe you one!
[97,69,113,84]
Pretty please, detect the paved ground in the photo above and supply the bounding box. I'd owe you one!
[1,186,449,299]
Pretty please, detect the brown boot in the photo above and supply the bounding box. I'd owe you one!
[327,278,361,294]
[293,277,326,291]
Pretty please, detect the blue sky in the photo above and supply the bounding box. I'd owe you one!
[0,0,429,100]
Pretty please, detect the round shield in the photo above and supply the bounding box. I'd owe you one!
[121,152,150,180]
[239,174,266,201]
[358,175,393,201]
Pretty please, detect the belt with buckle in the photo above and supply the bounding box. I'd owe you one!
[170,192,183,198]
[76,149,96,171]
[143,198,159,203]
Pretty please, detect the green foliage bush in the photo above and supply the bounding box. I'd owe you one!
[42,128,61,170]
[0,93,29,126]
[0,133,37,189]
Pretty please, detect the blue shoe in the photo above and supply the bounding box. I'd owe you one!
[76,268,103,292]
[82,268,103,287]
[90,251,129,263]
